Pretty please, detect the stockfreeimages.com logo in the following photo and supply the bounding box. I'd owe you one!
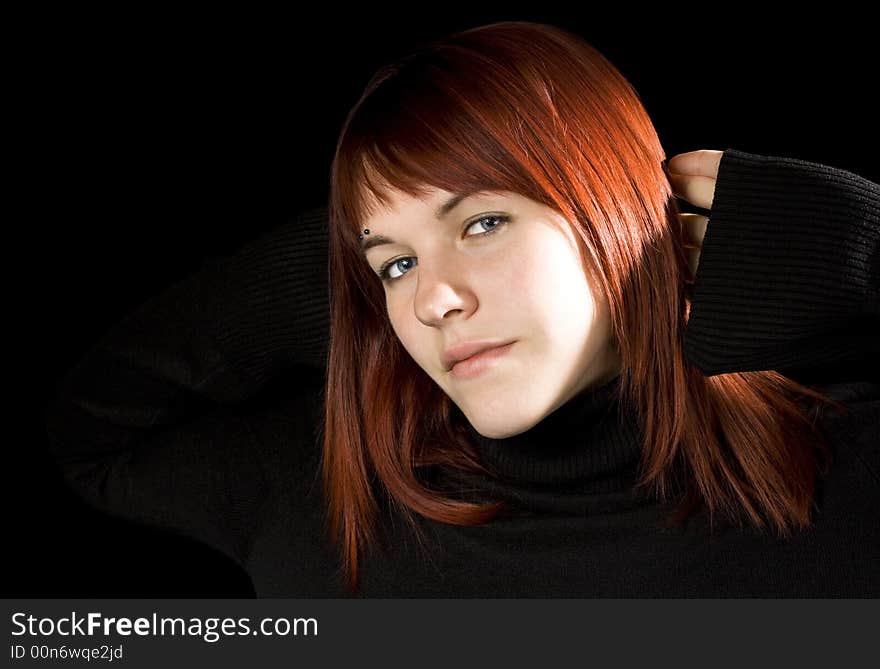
[11,611,318,643]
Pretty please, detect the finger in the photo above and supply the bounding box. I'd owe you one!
[679,213,709,247]
[686,246,702,280]
[668,173,717,210]
[666,149,723,178]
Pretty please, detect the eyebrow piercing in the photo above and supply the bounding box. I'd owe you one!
[358,229,371,240]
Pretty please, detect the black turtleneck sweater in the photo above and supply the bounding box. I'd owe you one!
[44,148,879,597]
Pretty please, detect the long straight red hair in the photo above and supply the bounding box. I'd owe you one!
[320,21,845,596]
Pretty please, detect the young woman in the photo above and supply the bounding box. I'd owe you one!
[45,21,878,597]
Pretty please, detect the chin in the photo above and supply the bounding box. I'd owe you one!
[465,411,538,440]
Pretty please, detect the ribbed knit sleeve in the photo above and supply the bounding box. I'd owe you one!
[44,206,331,568]
[684,148,879,381]
[209,205,330,384]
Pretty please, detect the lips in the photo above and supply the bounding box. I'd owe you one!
[442,339,516,372]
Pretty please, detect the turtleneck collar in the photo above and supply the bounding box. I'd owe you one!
[433,374,659,515]
[463,374,642,490]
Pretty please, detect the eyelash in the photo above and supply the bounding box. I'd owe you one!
[377,214,510,284]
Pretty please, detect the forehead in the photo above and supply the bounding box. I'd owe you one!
[362,187,512,228]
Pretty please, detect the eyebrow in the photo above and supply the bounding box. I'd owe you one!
[359,190,480,256]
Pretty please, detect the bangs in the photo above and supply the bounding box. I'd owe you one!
[339,54,541,234]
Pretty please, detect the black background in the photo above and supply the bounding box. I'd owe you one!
[15,10,879,596]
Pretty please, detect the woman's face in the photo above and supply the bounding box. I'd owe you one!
[361,187,622,438]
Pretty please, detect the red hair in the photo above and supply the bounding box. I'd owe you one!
[320,21,845,595]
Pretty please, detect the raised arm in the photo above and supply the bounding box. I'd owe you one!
[677,148,879,383]
[44,205,331,569]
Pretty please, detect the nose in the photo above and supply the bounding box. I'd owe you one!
[412,257,476,327]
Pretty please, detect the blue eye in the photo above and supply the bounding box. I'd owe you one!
[378,214,509,284]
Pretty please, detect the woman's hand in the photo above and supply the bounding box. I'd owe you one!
[665,149,723,277]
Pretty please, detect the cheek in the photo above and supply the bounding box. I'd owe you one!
[505,234,597,323]
[477,233,562,312]
[385,300,424,360]
[385,299,407,338]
